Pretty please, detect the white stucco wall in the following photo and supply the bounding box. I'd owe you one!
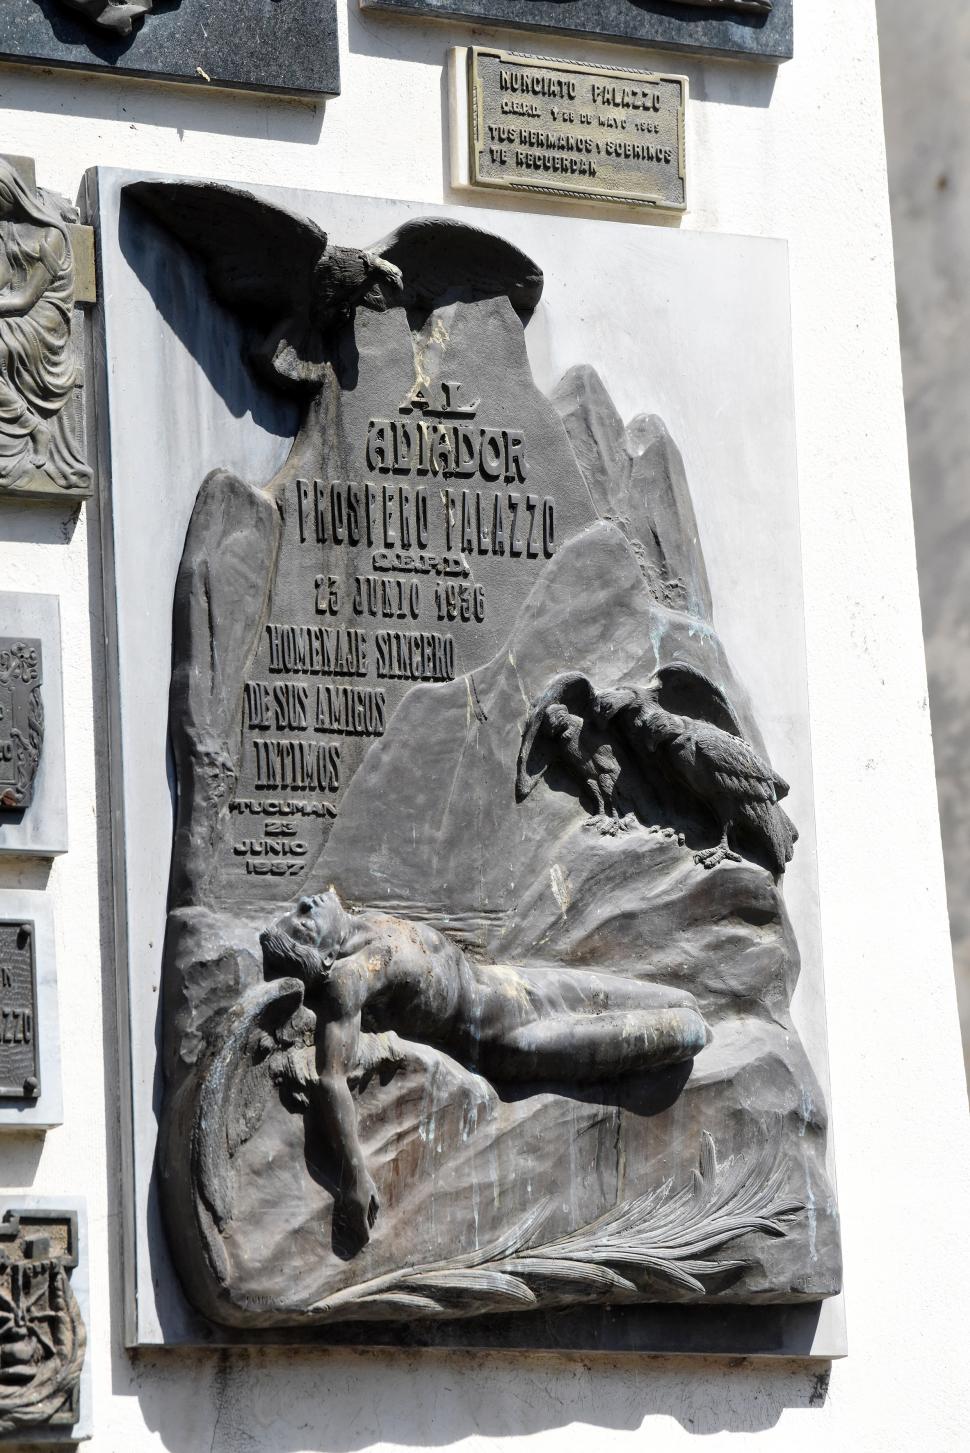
[877,0,970,1090]
[1,1,969,1448]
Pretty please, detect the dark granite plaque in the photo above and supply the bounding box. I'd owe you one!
[0,640,43,813]
[361,0,793,64]
[0,923,39,1101]
[0,1209,84,1436]
[466,48,686,210]
[0,0,339,98]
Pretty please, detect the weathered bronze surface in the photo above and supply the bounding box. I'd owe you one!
[119,178,841,1340]
[0,1209,84,1435]
[0,639,43,813]
[0,923,39,1101]
[468,49,687,211]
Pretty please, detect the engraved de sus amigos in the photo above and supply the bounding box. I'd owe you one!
[229,379,558,888]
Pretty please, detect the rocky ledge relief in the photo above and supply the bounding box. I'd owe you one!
[124,179,841,1332]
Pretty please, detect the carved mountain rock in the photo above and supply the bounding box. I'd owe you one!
[551,366,713,621]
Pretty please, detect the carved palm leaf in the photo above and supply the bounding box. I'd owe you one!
[307,1125,802,1324]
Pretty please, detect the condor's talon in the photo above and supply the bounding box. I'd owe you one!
[694,845,742,870]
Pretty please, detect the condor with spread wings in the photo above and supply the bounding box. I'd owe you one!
[125,180,543,393]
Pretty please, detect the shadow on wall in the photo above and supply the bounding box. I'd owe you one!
[878,0,970,1096]
[349,0,778,228]
[347,0,780,112]
[114,1345,829,1447]
[0,52,324,148]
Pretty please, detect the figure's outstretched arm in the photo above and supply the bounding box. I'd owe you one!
[311,1013,381,1246]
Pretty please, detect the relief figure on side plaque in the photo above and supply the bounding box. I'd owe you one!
[0,1210,85,1437]
[124,179,841,1334]
[0,160,90,497]
[0,639,43,814]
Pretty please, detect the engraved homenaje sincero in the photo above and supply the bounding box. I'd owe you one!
[126,178,840,1335]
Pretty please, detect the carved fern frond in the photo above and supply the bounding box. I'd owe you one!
[308,1126,802,1324]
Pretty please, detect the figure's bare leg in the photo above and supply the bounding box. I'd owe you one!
[694,824,742,870]
[476,1006,709,1083]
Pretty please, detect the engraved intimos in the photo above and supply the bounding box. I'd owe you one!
[467,48,687,211]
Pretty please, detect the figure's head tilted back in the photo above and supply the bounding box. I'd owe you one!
[260,890,351,988]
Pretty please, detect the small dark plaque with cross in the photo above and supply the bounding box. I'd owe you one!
[0,921,40,1100]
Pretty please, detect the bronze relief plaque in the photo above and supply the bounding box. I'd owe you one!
[0,156,93,503]
[102,175,841,1352]
[0,922,39,1101]
[0,640,43,814]
[0,1208,84,1435]
[466,48,687,211]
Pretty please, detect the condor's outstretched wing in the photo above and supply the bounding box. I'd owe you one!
[516,672,596,802]
[658,662,791,803]
[656,662,746,739]
[125,180,329,330]
[372,218,543,314]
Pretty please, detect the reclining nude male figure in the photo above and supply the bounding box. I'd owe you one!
[260,891,710,1249]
